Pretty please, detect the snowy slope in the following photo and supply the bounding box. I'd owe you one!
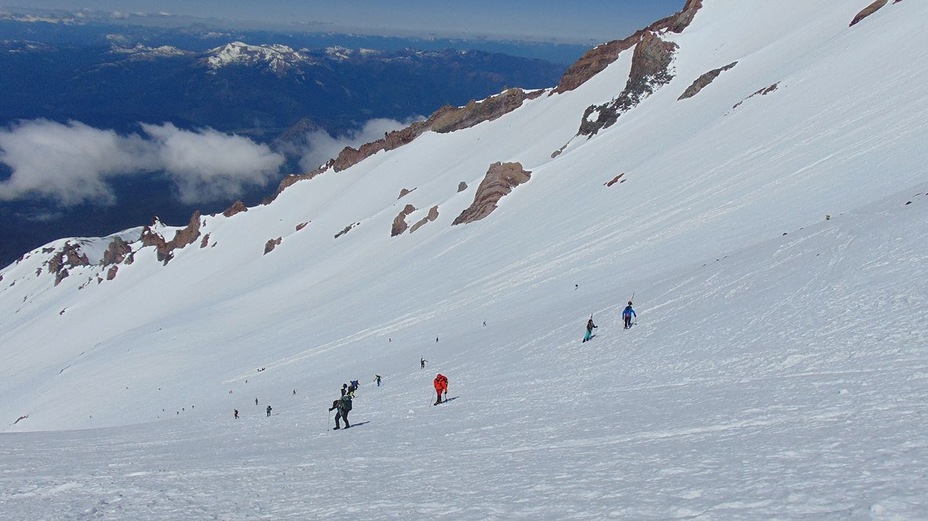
[1,0,927,518]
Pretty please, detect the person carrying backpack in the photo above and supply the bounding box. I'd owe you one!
[433,373,448,405]
[332,394,352,429]
[266,405,272,417]
[583,316,597,342]
[622,301,637,329]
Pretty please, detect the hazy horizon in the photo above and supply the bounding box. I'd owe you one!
[3,0,686,44]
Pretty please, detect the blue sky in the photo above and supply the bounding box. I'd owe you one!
[14,0,686,43]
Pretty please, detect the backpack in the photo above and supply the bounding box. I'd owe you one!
[339,395,352,412]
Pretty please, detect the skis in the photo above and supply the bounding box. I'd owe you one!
[332,420,370,431]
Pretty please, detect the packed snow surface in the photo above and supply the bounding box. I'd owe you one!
[1,0,927,518]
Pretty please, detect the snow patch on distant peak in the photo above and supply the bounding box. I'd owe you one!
[204,41,315,75]
[110,43,192,59]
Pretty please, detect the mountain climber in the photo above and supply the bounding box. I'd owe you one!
[583,316,597,342]
[234,409,239,419]
[340,383,348,397]
[623,302,637,329]
[420,357,427,369]
[375,374,381,387]
[332,393,352,430]
[266,405,272,417]
[433,373,448,405]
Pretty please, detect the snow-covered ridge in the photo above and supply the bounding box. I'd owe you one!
[109,43,193,59]
[204,41,316,75]
[0,12,76,24]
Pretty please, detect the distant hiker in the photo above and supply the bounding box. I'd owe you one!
[341,383,348,397]
[348,381,358,397]
[583,317,597,342]
[375,374,381,387]
[420,357,427,369]
[575,284,579,290]
[255,398,259,406]
[433,373,448,405]
[266,405,272,417]
[623,302,637,329]
[332,394,352,430]
[293,389,297,396]
[234,409,239,419]
[351,379,360,389]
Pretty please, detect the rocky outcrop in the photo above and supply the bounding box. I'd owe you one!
[222,200,248,218]
[295,222,309,231]
[47,241,90,286]
[398,188,416,199]
[555,39,641,95]
[555,0,702,94]
[170,211,202,250]
[264,237,282,255]
[457,182,468,193]
[139,211,202,265]
[579,31,678,136]
[850,0,888,26]
[106,265,119,281]
[331,88,542,173]
[678,61,738,100]
[200,233,211,248]
[453,162,531,225]
[392,204,417,237]
[101,236,132,266]
[605,173,625,187]
[334,222,359,239]
[430,88,543,134]
[410,206,439,234]
[732,82,780,110]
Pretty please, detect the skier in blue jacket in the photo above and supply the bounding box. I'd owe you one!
[622,302,637,329]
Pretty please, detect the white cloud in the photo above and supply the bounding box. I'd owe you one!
[297,118,414,172]
[0,119,156,205]
[142,123,284,204]
[0,119,285,206]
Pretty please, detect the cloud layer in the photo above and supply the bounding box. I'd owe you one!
[0,120,285,206]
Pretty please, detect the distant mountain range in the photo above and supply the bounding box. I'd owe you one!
[0,17,577,267]
[0,34,566,139]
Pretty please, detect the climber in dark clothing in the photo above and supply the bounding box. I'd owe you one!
[332,394,352,430]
